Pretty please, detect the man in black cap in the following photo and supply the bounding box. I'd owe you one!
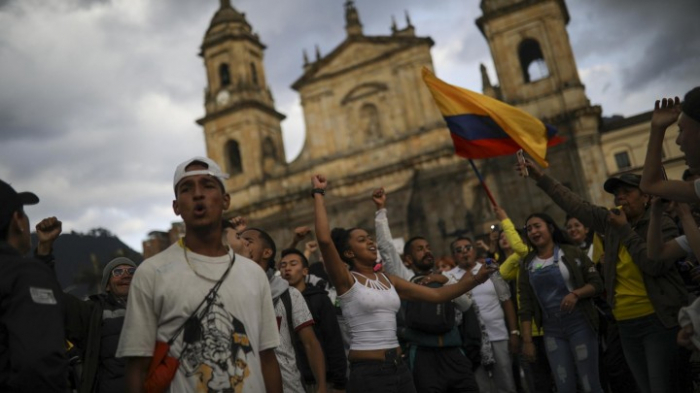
[518,161,687,393]
[0,179,68,392]
[641,87,700,202]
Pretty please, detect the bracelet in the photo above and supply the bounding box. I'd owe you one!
[311,188,325,198]
[570,292,580,299]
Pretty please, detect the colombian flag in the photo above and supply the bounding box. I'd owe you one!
[422,67,564,168]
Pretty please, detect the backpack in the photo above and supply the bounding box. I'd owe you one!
[276,290,311,384]
[403,276,455,334]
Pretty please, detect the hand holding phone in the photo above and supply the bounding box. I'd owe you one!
[516,149,529,177]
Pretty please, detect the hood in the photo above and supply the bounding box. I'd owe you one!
[267,270,289,300]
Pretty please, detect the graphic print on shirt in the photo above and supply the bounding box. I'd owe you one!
[180,294,253,393]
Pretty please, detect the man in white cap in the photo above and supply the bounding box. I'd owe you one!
[0,179,68,392]
[118,157,282,393]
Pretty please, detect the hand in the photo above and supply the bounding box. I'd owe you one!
[226,226,250,257]
[229,216,247,233]
[515,158,543,180]
[293,226,311,241]
[560,292,579,313]
[607,207,628,228]
[35,217,62,255]
[493,205,508,221]
[372,187,386,210]
[418,273,448,286]
[473,263,497,284]
[475,239,489,252]
[305,241,319,254]
[649,196,670,214]
[651,96,681,131]
[521,341,536,362]
[673,202,692,217]
[312,174,327,190]
[509,334,521,355]
[677,324,696,351]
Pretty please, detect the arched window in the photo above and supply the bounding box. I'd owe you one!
[359,103,381,138]
[518,39,549,83]
[262,137,277,162]
[219,63,231,87]
[250,63,259,86]
[226,140,242,174]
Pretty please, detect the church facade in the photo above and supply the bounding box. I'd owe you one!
[144,0,681,257]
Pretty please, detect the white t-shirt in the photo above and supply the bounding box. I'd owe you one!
[529,255,574,291]
[675,229,700,256]
[116,241,279,393]
[274,288,314,393]
[469,263,511,342]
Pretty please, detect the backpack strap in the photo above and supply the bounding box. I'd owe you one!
[280,289,308,386]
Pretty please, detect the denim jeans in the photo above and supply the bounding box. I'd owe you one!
[347,357,416,393]
[474,340,516,393]
[617,314,680,393]
[542,309,603,393]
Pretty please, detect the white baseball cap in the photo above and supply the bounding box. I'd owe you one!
[173,156,229,192]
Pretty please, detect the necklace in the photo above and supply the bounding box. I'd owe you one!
[183,239,233,282]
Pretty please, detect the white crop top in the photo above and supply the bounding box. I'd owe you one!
[338,272,401,351]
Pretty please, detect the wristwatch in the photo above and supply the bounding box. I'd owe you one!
[510,330,521,336]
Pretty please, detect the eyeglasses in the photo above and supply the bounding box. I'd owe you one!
[111,267,136,277]
[453,245,473,254]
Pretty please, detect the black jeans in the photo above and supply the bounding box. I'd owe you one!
[347,350,416,393]
[412,347,479,393]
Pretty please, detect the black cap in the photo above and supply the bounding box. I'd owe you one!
[0,180,39,229]
[603,173,641,194]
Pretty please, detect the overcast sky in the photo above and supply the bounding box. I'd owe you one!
[1,0,698,252]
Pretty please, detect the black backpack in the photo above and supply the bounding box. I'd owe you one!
[403,276,456,334]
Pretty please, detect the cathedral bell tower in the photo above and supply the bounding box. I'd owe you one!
[477,0,608,206]
[197,0,286,195]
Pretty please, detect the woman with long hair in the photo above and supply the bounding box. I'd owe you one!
[311,174,495,393]
[518,212,604,393]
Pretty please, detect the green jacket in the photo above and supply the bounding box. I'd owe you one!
[518,244,604,333]
[536,174,688,328]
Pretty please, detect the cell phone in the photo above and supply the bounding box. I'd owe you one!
[517,149,528,177]
[491,224,500,232]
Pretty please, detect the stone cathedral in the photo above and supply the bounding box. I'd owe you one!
[194,0,613,255]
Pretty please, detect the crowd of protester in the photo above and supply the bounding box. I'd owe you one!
[0,89,699,393]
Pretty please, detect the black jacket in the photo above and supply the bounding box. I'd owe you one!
[300,283,347,390]
[0,242,68,392]
[64,292,127,393]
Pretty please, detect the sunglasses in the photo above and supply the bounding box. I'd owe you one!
[111,267,136,277]
[453,245,473,254]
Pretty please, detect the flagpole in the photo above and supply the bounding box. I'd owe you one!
[468,159,498,208]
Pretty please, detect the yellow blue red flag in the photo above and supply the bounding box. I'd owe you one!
[421,67,563,167]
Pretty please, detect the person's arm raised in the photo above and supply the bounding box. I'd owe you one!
[647,198,686,261]
[640,97,698,202]
[391,263,496,303]
[517,158,609,234]
[373,187,413,280]
[312,174,354,295]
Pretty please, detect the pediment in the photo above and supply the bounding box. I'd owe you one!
[315,41,404,78]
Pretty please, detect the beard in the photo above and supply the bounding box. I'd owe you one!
[413,254,435,271]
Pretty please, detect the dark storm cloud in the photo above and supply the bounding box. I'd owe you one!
[0,0,693,250]
[568,0,700,92]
